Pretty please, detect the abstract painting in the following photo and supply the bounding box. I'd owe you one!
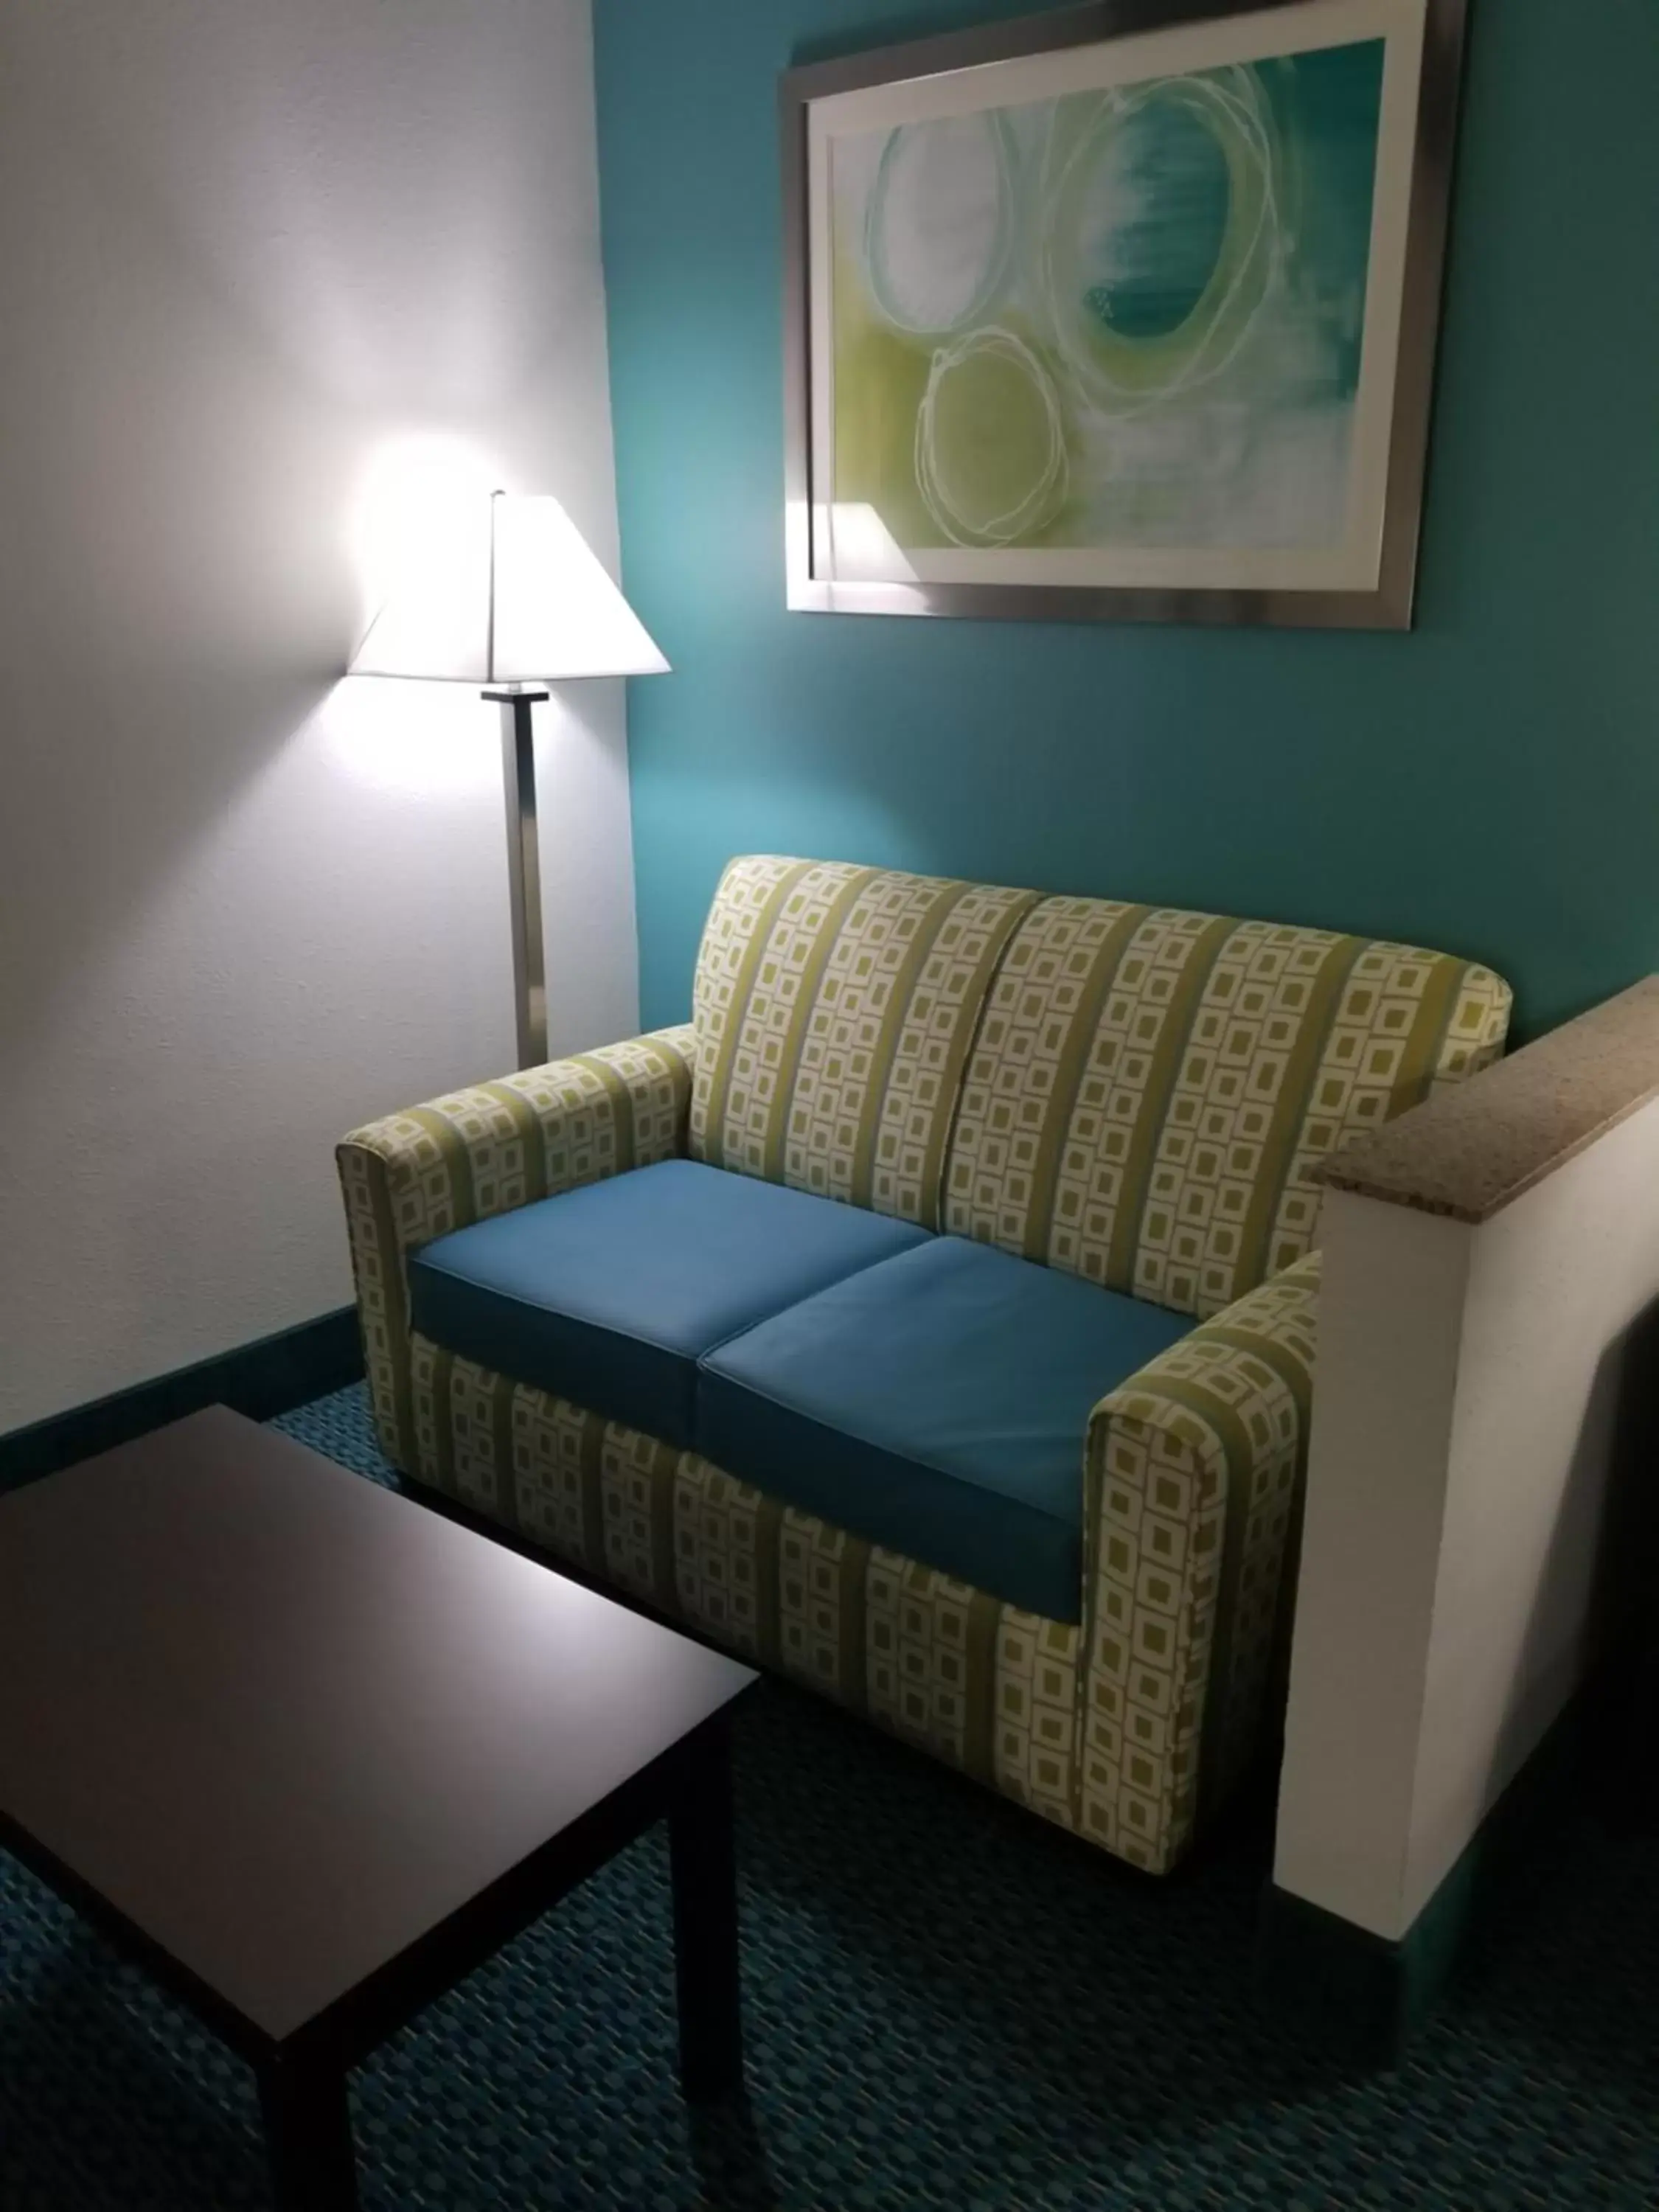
[782,0,1466,626]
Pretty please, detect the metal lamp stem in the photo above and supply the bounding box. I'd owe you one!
[484,688,550,1069]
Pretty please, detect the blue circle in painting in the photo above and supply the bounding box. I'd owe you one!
[1076,93,1232,342]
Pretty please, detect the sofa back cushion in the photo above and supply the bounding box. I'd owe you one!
[690,856,1037,1226]
[942,897,1511,1318]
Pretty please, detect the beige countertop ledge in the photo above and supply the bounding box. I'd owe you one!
[1316,976,1659,1226]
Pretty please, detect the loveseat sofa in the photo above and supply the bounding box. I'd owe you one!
[338,858,1511,1875]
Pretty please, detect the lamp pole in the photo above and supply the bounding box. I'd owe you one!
[482,685,549,1068]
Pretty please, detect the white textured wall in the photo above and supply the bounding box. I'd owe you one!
[1277,1098,1659,1939]
[0,0,639,1435]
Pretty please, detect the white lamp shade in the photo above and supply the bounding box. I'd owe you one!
[349,492,668,684]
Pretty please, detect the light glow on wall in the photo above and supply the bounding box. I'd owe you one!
[329,430,506,797]
[318,678,501,799]
[347,430,504,647]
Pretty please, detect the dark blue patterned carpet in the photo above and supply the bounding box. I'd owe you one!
[1,1382,1655,2208]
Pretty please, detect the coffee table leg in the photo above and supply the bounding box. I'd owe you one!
[669,1720,744,2102]
[259,2050,359,2211]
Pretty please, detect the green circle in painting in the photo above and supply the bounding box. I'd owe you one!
[916,328,1068,546]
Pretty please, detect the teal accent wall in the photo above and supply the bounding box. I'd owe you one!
[595,0,1659,1040]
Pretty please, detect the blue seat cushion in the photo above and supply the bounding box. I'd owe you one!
[696,1237,1193,1623]
[408,1161,930,1450]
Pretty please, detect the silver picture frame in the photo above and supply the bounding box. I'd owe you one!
[780,0,1470,629]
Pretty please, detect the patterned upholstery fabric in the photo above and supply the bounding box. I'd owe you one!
[400,1338,1085,1839]
[944,900,1511,1318]
[335,861,1513,1877]
[689,855,1037,1225]
[1080,1251,1319,1871]
[378,1280,1310,1874]
[337,1026,695,1472]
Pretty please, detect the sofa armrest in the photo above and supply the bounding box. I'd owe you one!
[336,1023,696,1470]
[1079,1253,1319,1873]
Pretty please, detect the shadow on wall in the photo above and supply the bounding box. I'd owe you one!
[1474,1286,1659,1852]
[0,87,348,1066]
[790,0,1061,69]
[1579,1295,1659,1793]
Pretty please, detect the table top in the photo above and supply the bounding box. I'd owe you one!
[0,1408,754,2048]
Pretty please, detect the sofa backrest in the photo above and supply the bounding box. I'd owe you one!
[689,856,1037,1225]
[690,858,1512,1307]
[943,895,1511,1317]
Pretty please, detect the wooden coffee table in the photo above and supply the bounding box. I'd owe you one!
[0,1407,757,2209]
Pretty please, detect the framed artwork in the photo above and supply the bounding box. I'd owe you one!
[780,0,1469,627]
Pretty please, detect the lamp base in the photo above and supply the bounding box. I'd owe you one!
[483,689,551,1069]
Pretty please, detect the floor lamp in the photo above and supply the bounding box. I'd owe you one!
[349,492,668,1067]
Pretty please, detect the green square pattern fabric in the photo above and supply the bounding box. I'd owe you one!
[943,897,1512,1318]
[696,1237,1192,1621]
[408,1160,928,1450]
[689,856,1038,1225]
